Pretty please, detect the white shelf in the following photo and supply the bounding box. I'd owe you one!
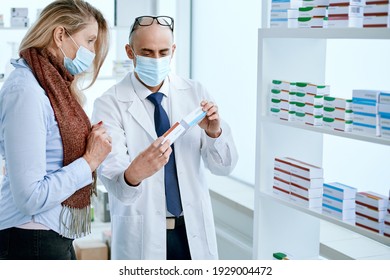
[261,116,390,146]
[259,28,390,40]
[253,25,390,259]
[260,191,390,246]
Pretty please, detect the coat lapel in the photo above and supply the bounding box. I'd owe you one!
[116,73,157,140]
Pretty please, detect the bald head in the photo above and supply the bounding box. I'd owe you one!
[129,17,174,46]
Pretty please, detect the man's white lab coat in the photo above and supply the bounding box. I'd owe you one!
[92,73,238,260]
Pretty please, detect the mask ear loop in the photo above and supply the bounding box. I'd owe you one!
[65,30,80,49]
[59,46,68,58]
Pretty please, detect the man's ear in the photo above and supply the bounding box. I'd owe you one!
[171,43,177,58]
[53,26,66,48]
[125,44,135,60]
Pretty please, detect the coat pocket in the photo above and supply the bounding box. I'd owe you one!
[111,215,143,259]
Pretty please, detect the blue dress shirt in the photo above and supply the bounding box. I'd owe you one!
[0,58,92,235]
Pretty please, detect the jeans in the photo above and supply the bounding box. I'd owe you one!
[0,227,76,260]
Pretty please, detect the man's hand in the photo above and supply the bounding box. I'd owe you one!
[198,100,222,138]
[124,136,172,186]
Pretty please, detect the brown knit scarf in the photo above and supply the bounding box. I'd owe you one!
[20,47,96,238]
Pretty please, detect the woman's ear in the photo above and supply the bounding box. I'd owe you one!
[52,26,66,48]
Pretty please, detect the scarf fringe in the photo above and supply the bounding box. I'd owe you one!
[59,205,91,239]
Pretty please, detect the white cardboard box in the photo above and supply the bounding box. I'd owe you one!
[323,182,357,200]
[356,191,388,210]
[285,157,323,179]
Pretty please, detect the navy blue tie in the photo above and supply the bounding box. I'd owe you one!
[147,92,182,217]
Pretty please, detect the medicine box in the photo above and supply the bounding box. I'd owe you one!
[364,15,390,27]
[364,4,390,16]
[352,89,380,103]
[385,224,390,238]
[290,193,322,208]
[355,213,385,234]
[322,203,356,221]
[378,103,390,115]
[274,177,290,193]
[352,122,379,137]
[355,203,387,222]
[353,112,379,127]
[290,184,323,198]
[305,114,323,126]
[271,80,292,91]
[352,100,378,115]
[271,9,289,20]
[298,6,327,17]
[379,92,390,104]
[324,96,353,110]
[329,0,366,6]
[274,157,293,173]
[302,0,330,7]
[284,157,323,179]
[273,186,290,199]
[323,117,353,132]
[325,17,364,28]
[271,18,289,28]
[323,194,355,210]
[290,173,323,189]
[271,0,303,10]
[323,107,353,120]
[323,182,357,200]
[356,191,388,211]
[274,167,290,182]
[327,5,364,17]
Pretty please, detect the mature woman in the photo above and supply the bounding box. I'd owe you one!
[0,0,111,260]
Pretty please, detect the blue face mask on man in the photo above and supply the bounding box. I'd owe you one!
[59,32,95,75]
[133,49,171,87]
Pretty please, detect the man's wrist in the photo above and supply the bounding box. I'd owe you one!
[124,170,141,187]
[206,128,222,138]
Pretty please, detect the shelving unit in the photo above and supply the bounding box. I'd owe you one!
[253,27,390,259]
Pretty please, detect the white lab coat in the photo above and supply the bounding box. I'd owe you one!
[92,73,238,260]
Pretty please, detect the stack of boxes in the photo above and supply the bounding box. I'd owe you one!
[326,0,365,28]
[270,0,390,28]
[274,157,324,210]
[352,89,380,136]
[270,0,302,28]
[364,1,390,28]
[269,80,297,121]
[297,2,329,28]
[294,82,329,126]
[355,191,388,234]
[378,91,390,138]
[322,182,357,223]
[323,96,353,132]
[10,8,29,28]
[384,191,390,237]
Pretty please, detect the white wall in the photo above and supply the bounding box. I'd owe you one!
[191,0,262,185]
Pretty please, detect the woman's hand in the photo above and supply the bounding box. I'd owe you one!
[83,121,112,172]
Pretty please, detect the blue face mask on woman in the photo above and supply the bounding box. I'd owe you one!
[133,49,171,87]
[59,32,95,75]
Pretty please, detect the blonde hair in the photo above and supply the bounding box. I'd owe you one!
[19,0,109,104]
